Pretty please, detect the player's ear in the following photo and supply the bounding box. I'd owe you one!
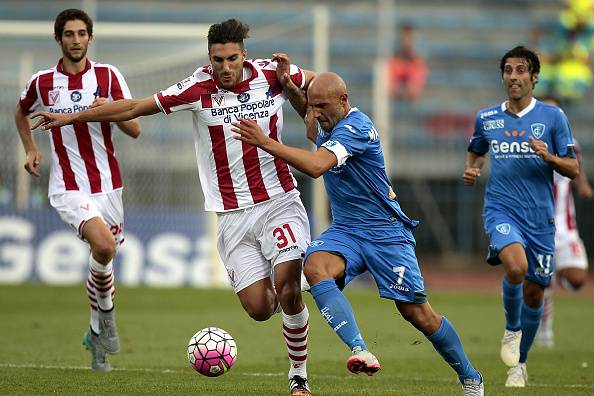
[242,49,247,59]
[54,34,61,45]
[532,73,539,85]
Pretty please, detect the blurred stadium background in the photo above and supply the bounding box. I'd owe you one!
[1,0,593,287]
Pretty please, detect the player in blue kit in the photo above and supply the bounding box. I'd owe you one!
[464,46,579,387]
[233,72,484,396]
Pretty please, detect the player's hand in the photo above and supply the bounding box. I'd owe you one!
[91,97,108,108]
[231,118,268,147]
[272,52,292,87]
[30,111,74,130]
[529,136,551,161]
[577,181,594,199]
[463,167,481,185]
[24,150,42,177]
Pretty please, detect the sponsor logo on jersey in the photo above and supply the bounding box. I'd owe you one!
[70,91,82,102]
[237,92,250,103]
[496,223,511,235]
[48,90,60,105]
[531,123,545,139]
[212,94,225,107]
[483,119,504,131]
[309,240,324,247]
[176,77,192,90]
[265,88,274,99]
[480,109,499,119]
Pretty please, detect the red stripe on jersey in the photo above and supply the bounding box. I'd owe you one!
[242,141,270,204]
[58,58,90,90]
[566,188,575,230]
[38,72,54,106]
[51,127,78,191]
[94,67,110,98]
[74,123,102,193]
[291,68,303,88]
[209,125,238,210]
[268,113,295,192]
[109,69,124,100]
[261,70,283,97]
[201,94,212,109]
[101,121,122,189]
[19,75,39,112]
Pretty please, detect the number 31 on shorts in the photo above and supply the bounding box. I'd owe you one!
[273,223,297,249]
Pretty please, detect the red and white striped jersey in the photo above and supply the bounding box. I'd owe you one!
[19,58,133,196]
[554,139,581,236]
[154,59,304,212]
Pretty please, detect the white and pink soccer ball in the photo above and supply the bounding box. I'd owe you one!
[187,327,237,377]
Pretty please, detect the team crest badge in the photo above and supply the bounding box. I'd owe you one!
[530,123,545,139]
[70,90,82,102]
[212,94,225,107]
[237,92,250,103]
[496,223,511,235]
[48,90,60,105]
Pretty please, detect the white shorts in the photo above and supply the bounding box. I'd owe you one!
[49,190,125,246]
[216,190,310,293]
[555,232,588,271]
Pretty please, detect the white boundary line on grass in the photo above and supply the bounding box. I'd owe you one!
[1,363,592,389]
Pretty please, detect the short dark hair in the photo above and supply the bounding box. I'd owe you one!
[207,19,249,51]
[54,9,93,39]
[499,46,540,75]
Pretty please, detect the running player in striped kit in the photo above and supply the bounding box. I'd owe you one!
[537,98,593,348]
[31,18,315,396]
[15,9,141,371]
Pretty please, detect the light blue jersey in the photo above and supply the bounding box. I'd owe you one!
[468,98,575,231]
[468,98,576,285]
[305,108,424,303]
[316,108,418,230]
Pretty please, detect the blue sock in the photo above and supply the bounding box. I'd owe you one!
[427,316,481,383]
[502,276,522,331]
[310,279,366,350]
[519,302,544,363]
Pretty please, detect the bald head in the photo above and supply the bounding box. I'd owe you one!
[307,72,351,132]
[309,72,348,99]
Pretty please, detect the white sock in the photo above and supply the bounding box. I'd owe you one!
[282,305,309,378]
[88,255,115,311]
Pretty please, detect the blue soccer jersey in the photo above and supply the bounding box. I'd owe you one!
[306,108,425,303]
[316,108,418,230]
[468,98,576,285]
[468,98,575,231]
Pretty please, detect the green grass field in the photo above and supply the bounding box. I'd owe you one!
[1,284,593,395]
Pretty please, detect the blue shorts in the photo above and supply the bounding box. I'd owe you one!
[484,210,555,287]
[304,223,427,303]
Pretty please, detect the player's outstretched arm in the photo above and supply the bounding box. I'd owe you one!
[30,96,159,131]
[90,97,141,138]
[232,118,336,178]
[463,151,485,186]
[15,103,42,177]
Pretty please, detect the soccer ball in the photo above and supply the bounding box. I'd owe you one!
[187,327,237,377]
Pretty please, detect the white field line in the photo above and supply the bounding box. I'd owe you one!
[0,363,592,389]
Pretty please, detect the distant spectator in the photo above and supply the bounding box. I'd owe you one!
[387,23,429,103]
[534,0,594,105]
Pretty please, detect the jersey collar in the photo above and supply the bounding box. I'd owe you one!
[56,58,92,77]
[500,97,536,118]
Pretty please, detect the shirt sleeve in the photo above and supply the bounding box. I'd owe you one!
[18,74,39,113]
[154,74,201,114]
[321,123,370,167]
[467,114,489,155]
[552,109,576,158]
[108,66,132,100]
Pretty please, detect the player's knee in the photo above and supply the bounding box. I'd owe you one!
[303,262,331,286]
[91,238,116,263]
[505,266,526,283]
[246,305,275,321]
[276,281,300,307]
